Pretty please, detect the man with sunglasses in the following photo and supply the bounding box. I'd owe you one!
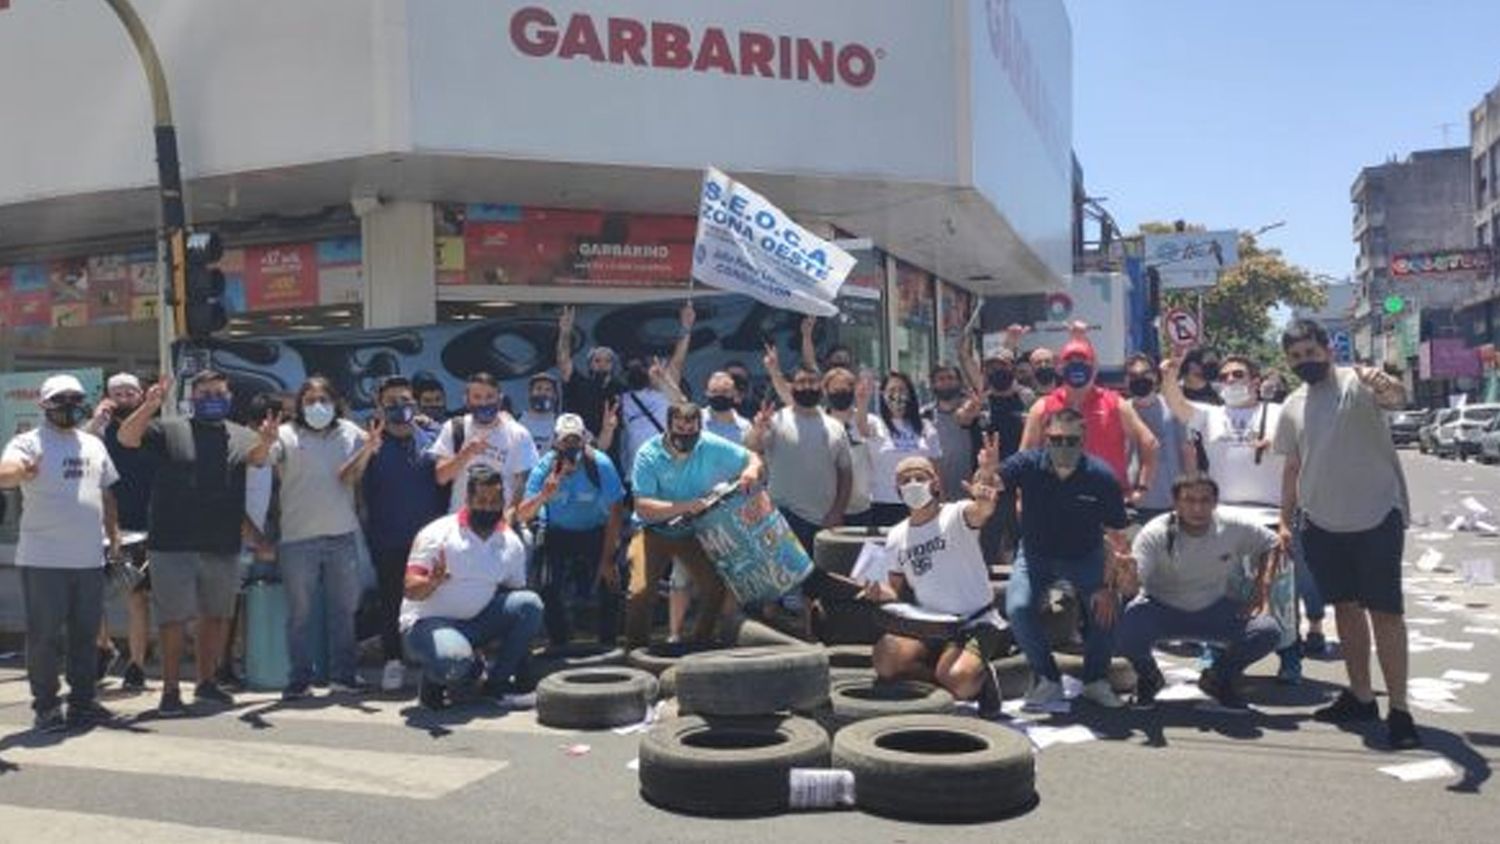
[362,376,447,691]
[999,408,1134,711]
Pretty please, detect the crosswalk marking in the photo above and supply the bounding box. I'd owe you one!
[1,731,508,799]
[0,806,333,843]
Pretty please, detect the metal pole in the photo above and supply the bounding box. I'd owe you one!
[103,0,183,412]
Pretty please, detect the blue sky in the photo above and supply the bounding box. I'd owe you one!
[1066,0,1500,280]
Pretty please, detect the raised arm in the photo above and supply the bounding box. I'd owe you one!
[338,421,379,484]
[762,343,793,407]
[962,432,1005,529]
[1355,365,1407,411]
[118,375,170,448]
[800,316,819,371]
[958,329,983,393]
[668,301,695,382]
[1157,351,1196,425]
[1019,400,1048,451]
[556,306,576,382]
[649,357,687,404]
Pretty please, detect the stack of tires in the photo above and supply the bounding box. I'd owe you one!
[811,527,887,645]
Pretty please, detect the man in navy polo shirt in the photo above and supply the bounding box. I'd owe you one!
[362,376,447,692]
[999,408,1133,711]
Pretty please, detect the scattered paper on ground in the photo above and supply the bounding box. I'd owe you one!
[562,744,591,757]
[1022,724,1099,750]
[1378,758,1457,782]
[1409,700,1473,714]
[1405,618,1447,626]
[626,758,639,771]
[1462,626,1500,636]
[1412,532,1454,542]
[1157,684,1208,702]
[1442,670,1490,684]
[1409,686,1457,703]
[1415,548,1444,572]
[1460,496,1489,515]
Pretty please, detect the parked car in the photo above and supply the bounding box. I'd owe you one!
[1438,404,1500,460]
[1387,408,1430,447]
[1477,415,1500,464]
[1422,408,1457,455]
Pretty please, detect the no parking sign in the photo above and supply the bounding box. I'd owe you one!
[1164,308,1200,349]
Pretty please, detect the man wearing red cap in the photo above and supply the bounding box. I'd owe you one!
[1020,334,1159,504]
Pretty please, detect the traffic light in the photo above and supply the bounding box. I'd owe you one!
[174,230,227,340]
[1145,265,1162,316]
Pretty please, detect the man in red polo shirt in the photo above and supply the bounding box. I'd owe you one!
[1020,334,1159,505]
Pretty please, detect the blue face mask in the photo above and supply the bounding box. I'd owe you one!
[470,403,500,424]
[383,404,416,426]
[1062,361,1094,388]
[193,396,232,422]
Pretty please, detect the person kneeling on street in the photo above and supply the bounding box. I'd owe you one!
[862,438,1008,718]
[401,465,544,711]
[1116,476,1282,711]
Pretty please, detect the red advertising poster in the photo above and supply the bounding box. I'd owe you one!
[458,205,695,288]
[48,257,89,304]
[9,290,50,327]
[245,243,319,310]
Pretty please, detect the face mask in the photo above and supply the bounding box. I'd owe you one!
[1219,383,1254,406]
[625,364,650,391]
[883,395,909,414]
[669,432,700,453]
[420,403,446,421]
[933,386,962,402]
[45,403,86,429]
[383,404,416,426]
[1062,361,1094,388]
[793,389,823,409]
[898,479,935,510]
[1048,443,1083,472]
[707,395,736,413]
[1127,378,1155,399]
[468,508,503,533]
[193,396,232,422]
[826,391,855,411]
[303,401,335,430]
[559,445,583,463]
[987,370,1015,392]
[590,369,612,385]
[1293,361,1330,385]
[529,395,555,413]
[1034,368,1058,388]
[470,403,500,424]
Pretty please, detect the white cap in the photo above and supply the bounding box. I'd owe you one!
[107,372,142,391]
[39,374,86,402]
[554,413,587,439]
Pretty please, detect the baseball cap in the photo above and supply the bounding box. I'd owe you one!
[554,413,587,439]
[107,372,142,391]
[1060,339,1096,363]
[39,374,86,403]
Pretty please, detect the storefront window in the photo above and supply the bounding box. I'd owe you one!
[894,261,936,390]
[936,281,974,367]
[830,247,887,374]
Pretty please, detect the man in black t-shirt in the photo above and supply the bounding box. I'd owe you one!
[555,305,624,452]
[959,339,1035,564]
[118,370,277,717]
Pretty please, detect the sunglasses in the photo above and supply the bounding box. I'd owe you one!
[1047,435,1082,447]
[1220,370,1250,382]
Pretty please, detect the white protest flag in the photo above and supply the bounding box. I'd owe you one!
[691,167,854,317]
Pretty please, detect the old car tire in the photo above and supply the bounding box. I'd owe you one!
[991,654,1034,700]
[817,679,955,733]
[639,715,830,816]
[628,642,722,676]
[813,527,889,576]
[813,599,883,645]
[675,646,830,717]
[535,667,658,729]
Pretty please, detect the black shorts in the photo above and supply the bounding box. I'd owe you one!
[919,622,1008,663]
[1301,509,1404,614]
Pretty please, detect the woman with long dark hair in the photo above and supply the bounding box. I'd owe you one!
[856,371,942,527]
[269,376,375,699]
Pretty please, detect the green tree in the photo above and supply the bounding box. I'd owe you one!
[1140,222,1327,370]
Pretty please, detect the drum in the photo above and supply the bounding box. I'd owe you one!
[689,483,814,605]
[1218,505,1298,650]
[875,603,964,641]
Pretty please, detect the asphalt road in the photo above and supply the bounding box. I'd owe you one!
[0,450,1496,843]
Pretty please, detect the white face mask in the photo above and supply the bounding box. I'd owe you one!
[898,479,935,511]
[1219,383,1255,407]
[303,401,335,430]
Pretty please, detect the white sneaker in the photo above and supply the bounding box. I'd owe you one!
[1022,677,1065,712]
[1080,679,1124,709]
[499,692,537,710]
[381,660,405,692]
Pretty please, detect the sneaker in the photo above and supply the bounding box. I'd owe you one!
[1022,677,1065,712]
[1132,664,1165,709]
[1313,689,1380,724]
[33,705,66,733]
[418,678,448,711]
[156,689,189,718]
[1304,631,1328,656]
[215,666,246,692]
[1277,646,1303,686]
[1196,669,1249,713]
[1079,679,1125,709]
[281,682,312,702]
[1386,707,1422,750]
[329,676,370,695]
[976,662,1003,719]
[381,660,406,692]
[122,663,147,692]
[193,680,235,706]
[66,699,117,727]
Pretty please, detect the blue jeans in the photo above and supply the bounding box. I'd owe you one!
[1006,545,1112,683]
[280,532,361,687]
[404,590,544,689]
[1118,596,1281,682]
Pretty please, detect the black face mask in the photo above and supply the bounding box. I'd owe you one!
[669,432,700,453]
[987,370,1015,392]
[420,403,446,421]
[1294,361,1331,385]
[468,509,503,533]
[1128,378,1156,398]
[826,391,855,411]
[1034,368,1058,387]
[529,395,555,413]
[591,370,612,385]
[707,395,737,413]
[792,389,823,408]
[933,386,962,402]
[625,364,650,391]
[45,404,86,429]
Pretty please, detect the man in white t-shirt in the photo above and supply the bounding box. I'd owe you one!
[430,372,540,517]
[0,374,122,732]
[1161,352,1327,682]
[1116,477,1282,710]
[401,465,544,711]
[861,441,1007,718]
